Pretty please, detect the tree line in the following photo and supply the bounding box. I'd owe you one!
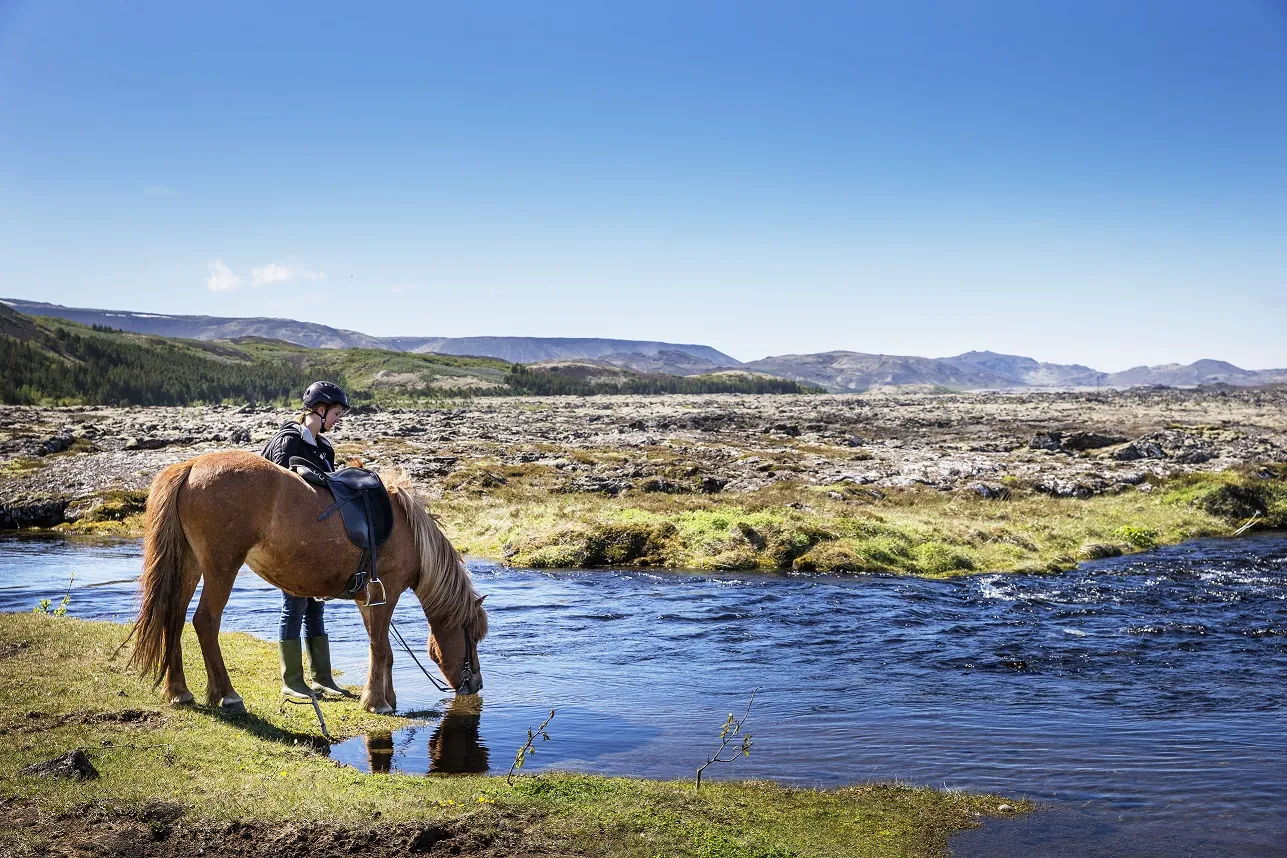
[0,326,313,406]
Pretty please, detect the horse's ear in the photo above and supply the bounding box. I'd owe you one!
[476,595,487,606]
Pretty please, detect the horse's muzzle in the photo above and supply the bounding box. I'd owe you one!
[457,673,483,696]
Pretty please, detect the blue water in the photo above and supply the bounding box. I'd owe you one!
[1,533,1285,856]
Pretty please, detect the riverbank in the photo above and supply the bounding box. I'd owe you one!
[0,613,1026,857]
[2,391,1284,574]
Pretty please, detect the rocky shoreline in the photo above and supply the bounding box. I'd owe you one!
[2,388,1284,571]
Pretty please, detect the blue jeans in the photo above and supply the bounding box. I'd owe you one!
[279,593,325,641]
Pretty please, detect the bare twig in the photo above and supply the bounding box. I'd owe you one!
[508,709,555,784]
[695,688,757,790]
[1234,511,1261,537]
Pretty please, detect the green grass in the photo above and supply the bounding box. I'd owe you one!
[0,614,1025,857]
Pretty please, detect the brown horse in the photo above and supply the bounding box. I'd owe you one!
[128,450,486,714]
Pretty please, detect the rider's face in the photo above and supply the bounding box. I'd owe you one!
[323,405,344,431]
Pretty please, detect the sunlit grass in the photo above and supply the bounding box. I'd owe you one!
[0,613,1026,857]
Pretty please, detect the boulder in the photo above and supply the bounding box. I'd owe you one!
[1062,431,1126,452]
[1029,432,1063,451]
[967,482,1010,500]
[1036,478,1094,499]
[37,433,75,456]
[1113,440,1166,461]
[0,499,69,529]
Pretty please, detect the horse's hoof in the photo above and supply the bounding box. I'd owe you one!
[374,704,394,715]
[220,694,246,714]
[169,691,194,706]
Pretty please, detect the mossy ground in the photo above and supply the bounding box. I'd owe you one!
[44,465,1287,575]
[0,614,1025,857]
[433,465,1286,576]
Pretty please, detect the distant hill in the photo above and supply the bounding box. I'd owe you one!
[741,349,1287,393]
[594,349,728,375]
[3,299,738,367]
[0,305,806,405]
[939,350,1107,388]
[6,298,1285,392]
[3,298,389,349]
[741,351,1013,393]
[1104,359,1287,388]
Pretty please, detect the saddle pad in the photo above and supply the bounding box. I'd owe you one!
[318,467,394,549]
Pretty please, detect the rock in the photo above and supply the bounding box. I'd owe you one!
[123,436,189,451]
[1029,432,1063,451]
[1113,440,1166,461]
[563,476,632,496]
[698,475,728,494]
[0,499,69,529]
[1036,478,1094,499]
[764,423,801,437]
[1063,431,1126,452]
[228,427,252,445]
[36,433,75,456]
[967,482,1010,500]
[19,749,98,780]
[639,477,686,494]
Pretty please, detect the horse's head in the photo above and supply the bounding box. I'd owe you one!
[427,594,487,695]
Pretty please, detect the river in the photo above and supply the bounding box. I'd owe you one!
[1,533,1284,857]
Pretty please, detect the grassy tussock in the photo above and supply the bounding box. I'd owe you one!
[435,467,1287,576]
[0,614,1025,857]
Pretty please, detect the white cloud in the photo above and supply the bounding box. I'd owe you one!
[251,262,327,288]
[206,260,243,292]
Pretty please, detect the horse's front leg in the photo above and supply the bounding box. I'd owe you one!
[358,592,401,715]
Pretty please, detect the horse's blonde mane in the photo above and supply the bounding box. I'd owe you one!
[383,470,487,640]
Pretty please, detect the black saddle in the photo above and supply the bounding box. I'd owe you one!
[290,459,393,604]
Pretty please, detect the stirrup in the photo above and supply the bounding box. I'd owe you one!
[362,577,386,608]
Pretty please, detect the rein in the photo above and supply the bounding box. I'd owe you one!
[389,618,475,695]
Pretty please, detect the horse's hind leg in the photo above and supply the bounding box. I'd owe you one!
[190,556,245,712]
[162,547,202,705]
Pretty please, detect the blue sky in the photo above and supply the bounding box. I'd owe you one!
[1,1,1284,369]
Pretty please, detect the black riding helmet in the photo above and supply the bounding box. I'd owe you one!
[303,381,350,410]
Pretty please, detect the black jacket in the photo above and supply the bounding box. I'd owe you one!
[260,422,335,474]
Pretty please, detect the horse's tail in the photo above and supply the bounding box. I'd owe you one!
[129,460,195,685]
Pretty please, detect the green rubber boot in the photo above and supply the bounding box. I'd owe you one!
[306,634,346,697]
[279,638,314,701]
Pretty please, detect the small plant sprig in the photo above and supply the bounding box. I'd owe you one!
[507,709,555,785]
[695,688,757,791]
[33,573,75,617]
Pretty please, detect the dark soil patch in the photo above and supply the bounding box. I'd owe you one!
[0,640,31,659]
[17,749,98,780]
[0,801,586,858]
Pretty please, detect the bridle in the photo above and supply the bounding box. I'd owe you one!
[389,618,477,695]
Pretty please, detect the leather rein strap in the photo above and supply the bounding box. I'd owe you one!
[389,619,475,695]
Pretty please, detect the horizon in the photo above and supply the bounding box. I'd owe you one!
[5,294,1279,373]
[2,2,1284,371]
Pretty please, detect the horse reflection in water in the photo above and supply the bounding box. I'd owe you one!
[429,696,489,773]
[365,732,395,774]
[360,697,489,774]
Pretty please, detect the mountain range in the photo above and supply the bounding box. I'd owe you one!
[6,298,1285,393]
